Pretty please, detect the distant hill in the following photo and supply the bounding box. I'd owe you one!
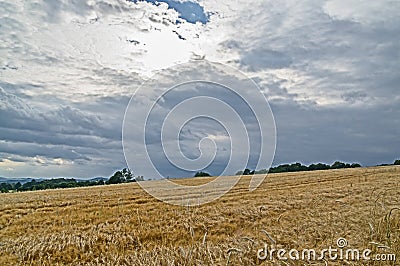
[85,177,108,182]
[0,177,44,184]
[0,177,107,184]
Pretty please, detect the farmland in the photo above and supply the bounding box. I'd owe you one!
[0,166,399,265]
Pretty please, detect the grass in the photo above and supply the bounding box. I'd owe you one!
[0,166,399,265]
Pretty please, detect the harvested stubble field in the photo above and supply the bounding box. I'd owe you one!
[0,166,399,265]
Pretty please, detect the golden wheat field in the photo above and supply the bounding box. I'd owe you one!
[0,166,399,265]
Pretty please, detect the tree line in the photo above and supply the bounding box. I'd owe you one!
[2,160,399,193]
[235,161,363,176]
[196,159,400,177]
[236,159,400,175]
[0,168,143,193]
[193,160,368,177]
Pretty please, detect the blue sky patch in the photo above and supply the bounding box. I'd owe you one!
[132,0,209,24]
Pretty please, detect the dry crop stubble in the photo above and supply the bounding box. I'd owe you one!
[0,166,399,265]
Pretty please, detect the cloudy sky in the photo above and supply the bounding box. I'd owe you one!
[0,0,399,179]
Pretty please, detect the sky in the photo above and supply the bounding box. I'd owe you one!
[0,0,399,179]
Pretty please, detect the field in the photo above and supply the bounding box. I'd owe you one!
[0,166,399,265]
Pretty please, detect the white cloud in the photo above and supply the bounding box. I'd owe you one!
[323,0,400,26]
[0,0,210,101]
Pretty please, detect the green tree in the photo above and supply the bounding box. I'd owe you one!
[122,168,134,182]
[14,182,22,190]
[308,163,330,171]
[243,168,255,175]
[0,183,12,193]
[194,171,211,177]
[107,171,124,184]
[394,159,400,165]
[331,161,346,169]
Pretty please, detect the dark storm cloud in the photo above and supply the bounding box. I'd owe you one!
[0,87,98,134]
[270,100,400,167]
[226,1,400,106]
[0,87,124,162]
[0,141,91,162]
